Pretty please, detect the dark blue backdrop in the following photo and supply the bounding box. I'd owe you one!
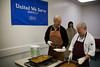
[11,0,48,25]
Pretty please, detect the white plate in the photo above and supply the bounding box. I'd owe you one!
[54,48,66,52]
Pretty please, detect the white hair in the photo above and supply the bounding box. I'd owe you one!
[77,22,87,30]
[53,15,61,22]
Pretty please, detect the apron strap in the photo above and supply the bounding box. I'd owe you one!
[50,25,60,31]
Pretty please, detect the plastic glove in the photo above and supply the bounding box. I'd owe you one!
[77,57,86,64]
[68,52,73,61]
[62,46,66,51]
[47,41,52,46]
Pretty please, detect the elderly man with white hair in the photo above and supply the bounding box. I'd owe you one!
[44,15,69,61]
[68,22,95,67]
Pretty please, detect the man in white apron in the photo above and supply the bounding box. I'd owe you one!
[68,22,95,67]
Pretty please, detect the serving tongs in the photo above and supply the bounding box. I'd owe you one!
[65,57,78,64]
[68,59,71,64]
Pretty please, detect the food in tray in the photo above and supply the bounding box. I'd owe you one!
[59,62,77,67]
[30,55,51,63]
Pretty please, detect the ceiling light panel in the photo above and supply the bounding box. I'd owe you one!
[78,0,96,3]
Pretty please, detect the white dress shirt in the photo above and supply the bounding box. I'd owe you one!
[68,32,95,56]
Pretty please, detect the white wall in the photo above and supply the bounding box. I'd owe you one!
[0,0,49,67]
[83,4,100,38]
[0,0,47,53]
[48,0,82,29]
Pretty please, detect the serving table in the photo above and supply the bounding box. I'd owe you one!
[14,57,62,67]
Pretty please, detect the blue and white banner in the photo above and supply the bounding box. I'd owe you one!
[11,0,48,25]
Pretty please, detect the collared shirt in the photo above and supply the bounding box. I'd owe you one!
[68,32,95,56]
[78,32,87,42]
[52,25,59,31]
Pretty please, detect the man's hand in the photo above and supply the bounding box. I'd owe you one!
[77,57,86,64]
[62,46,66,51]
[47,41,52,46]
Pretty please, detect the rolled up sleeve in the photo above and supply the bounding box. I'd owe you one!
[88,38,95,56]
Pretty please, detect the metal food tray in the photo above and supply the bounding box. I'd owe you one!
[55,60,79,67]
[25,58,57,67]
[55,60,86,67]
[28,55,52,65]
